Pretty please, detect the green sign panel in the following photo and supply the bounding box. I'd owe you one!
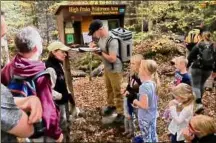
[66,34,74,44]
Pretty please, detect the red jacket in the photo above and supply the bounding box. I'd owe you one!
[1,54,62,140]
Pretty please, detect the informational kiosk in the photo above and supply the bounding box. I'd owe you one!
[55,4,126,45]
[54,4,127,111]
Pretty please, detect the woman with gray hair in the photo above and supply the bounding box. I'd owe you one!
[1,26,63,142]
[1,12,43,143]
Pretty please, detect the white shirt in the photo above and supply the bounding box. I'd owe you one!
[168,104,194,141]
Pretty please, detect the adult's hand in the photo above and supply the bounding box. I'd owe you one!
[16,96,43,124]
[182,128,195,142]
[88,41,96,48]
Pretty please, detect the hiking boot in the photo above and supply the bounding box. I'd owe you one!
[103,106,116,116]
[114,113,124,124]
[195,103,204,114]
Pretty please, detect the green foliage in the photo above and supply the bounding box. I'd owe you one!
[132,31,157,44]
[128,1,216,35]
[1,1,34,38]
[75,53,102,72]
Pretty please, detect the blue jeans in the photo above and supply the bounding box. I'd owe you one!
[191,68,212,103]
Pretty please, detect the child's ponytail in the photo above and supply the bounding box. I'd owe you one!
[152,71,160,95]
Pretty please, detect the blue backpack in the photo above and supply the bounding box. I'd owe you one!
[8,71,49,139]
[7,71,49,139]
[7,71,49,97]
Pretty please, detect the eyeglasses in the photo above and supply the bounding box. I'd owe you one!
[188,121,195,133]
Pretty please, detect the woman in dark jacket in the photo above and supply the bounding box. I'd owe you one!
[45,41,75,142]
[187,31,216,113]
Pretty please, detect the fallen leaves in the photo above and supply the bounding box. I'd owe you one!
[70,37,215,142]
[71,65,216,143]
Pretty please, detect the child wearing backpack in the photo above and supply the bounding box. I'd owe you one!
[187,31,216,113]
[168,83,195,143]
[122,54,143,138]
[132,59,160,142]
[1,27,63,142]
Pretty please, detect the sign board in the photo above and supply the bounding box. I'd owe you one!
[66,34,74,44]
[69,6,125,15]
[65,28,74,34]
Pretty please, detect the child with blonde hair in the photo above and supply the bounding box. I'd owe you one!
[172,56,191,87]
[183,115,216,143]
[132,59,160,142]
[163,56,191,122]
[168,83,195,143]
[122,54,143,137]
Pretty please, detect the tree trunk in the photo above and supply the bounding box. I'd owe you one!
[45,3,49,46]
[63,55,76,113]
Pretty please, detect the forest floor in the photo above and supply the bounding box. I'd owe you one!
[71,66,216,143]
[69,35,216,143]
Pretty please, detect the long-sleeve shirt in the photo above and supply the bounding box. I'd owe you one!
[168,104,194,141]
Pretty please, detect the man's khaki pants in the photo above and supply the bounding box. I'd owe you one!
[104,68,123,114]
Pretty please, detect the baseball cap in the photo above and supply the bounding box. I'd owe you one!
[47,41,70,52]
[88,19,103,36]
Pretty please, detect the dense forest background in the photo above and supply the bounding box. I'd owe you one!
[1,1,216,48]
[1,1,216,142]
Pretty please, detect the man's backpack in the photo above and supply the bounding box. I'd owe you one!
[7,71,49,139]
[106,28,132,68]
[197,42,215,68]
[185,29,201,44]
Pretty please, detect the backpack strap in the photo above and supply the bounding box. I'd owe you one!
[32,71,50,81]
[105,35,122,70]
[29,71,50,95]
